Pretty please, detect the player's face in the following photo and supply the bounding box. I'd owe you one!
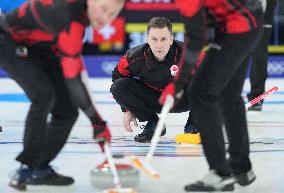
[148,27,173,61]
[87,0,124,30]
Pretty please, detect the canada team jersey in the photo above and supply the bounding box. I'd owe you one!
[2,0,89,79]
[176,0,262,34]
[173,0,263,85]
[112,40,205,92]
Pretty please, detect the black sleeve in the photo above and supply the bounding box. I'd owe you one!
[264,0,276,25]
[112,54,132,83]
[174,5,207,86]
[183,8,207,52]
[112,65,124,82]
[111,55,130,112]
[111,66,128,112]
[65,74,105,125]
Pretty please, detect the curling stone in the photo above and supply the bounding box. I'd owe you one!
[90,162,140,190]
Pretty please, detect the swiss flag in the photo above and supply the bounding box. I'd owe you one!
[93,17,125,44]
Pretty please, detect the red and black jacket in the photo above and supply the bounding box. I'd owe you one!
[173,0,263,87]
[112,40,184,92]
[3,0,89,79]
[1,0,105,125]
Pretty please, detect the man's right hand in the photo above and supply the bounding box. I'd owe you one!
[93,121,111,142]
[123,111,138,132]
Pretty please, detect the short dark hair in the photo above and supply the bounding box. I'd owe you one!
[147,17,172,34]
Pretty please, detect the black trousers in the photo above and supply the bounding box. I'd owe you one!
[246,0,277,100]
[187,21,263,174]
[111,78,190,122]
[0,32,78,168]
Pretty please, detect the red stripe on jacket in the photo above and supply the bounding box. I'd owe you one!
[117,55,131,76]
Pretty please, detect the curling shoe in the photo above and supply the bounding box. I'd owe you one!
[183,116,199,134]
[9,164,32,191]
[184,170,236,192]
[248,101,263,111]
[134,119,166,143]
[235,170,256,186]
[27,165,74,186]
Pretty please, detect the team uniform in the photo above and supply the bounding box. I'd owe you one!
[111,40,202,142]
[112,40,187,119]
[161,0,264,191]
[245,0,277,111]
[0,0,110,189]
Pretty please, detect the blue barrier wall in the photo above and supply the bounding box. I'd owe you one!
[0,0,26,14]
[1,55,284,78]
